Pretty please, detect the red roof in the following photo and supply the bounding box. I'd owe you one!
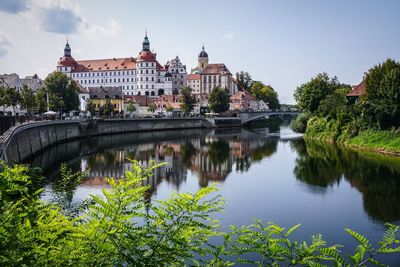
[347,80,366,97]
[230,90,257,101]
[74,57,136,72]
[58,56,78,68]
[187,74,201,80]
[137,51,156,62]
[201,63,231,75]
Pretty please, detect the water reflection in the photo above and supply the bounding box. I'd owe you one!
[30,128,279,200]
[291,140,400,222]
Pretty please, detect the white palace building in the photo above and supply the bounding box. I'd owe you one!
[56,33,177,97]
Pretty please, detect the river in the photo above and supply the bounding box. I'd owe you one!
[27,126,400,265]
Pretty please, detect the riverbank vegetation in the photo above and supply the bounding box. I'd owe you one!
[291,59,400,154]
[1,161,399,266]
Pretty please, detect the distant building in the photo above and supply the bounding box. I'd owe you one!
[0,73,22,90]
[166,56,187,94]
[88,86,124,113]
[186,74,201,94]
[20,75,43,92]
[57,33,180,97]
[346,80,365,104]
[229,90,259,111]
[0,73,24,115]
[191,45,237,95]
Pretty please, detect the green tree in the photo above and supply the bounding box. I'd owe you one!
[102,99,114,118]
[235,71,253,91]
[179,86,196,116]
[86,100,96,116]
[0,86,7,113]
[35,88,47,115]
[250,81,280,109]
[4,87,21,118]
[147,104,156,113]
[294,73,345,114]
[362,59,400,129]
[208,86,230,113]
[44,72,79,113]
[19,86,35,117]
[318,87,350,119]
[166,105,174,113]
[48,93,64,115]
[126,101,136,118]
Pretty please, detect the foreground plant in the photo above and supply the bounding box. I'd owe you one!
[0,161,399,266]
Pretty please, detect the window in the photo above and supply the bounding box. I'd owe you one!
[146,62,148,67]
[146,77,148,81]
[152,70,154,74]
[114,78,116,82]
[97,79,99,83]
[141,70,143,74]
[146,84,148,89]
[122,78,125,82]
[151,77,154,81]
[123,71,125,75]
[152,85,154,89]
[97,73,99,76]
[146,70,148,74]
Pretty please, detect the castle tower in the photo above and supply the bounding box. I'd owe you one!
[198,45,209,70]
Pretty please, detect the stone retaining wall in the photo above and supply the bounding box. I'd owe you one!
[0,118,216,162]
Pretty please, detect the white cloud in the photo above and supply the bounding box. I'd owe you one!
[21,0,121,37]
[224,30,235,40]
[0,31,13,57]
[82,18,122,38]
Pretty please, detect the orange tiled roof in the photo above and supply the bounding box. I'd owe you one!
[230,90,256,101]
[75,57,136,72]
[347,80,366,97]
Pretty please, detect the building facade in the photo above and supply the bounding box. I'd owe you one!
[229,90,259,111]
[166,56,187,94]
[186,74,201,94]
[57,33,178,98]
[191,45,237,95]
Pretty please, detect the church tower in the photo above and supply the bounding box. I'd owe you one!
[142,31,150,51]
[198,45,208,70]
[64,39,71,57]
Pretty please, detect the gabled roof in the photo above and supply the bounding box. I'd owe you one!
[21,76,43,92]
[0,73,21,88]
[347,80,366,97]
[201,63,231,75]
[230,90,257,101]
[88,86,123,99]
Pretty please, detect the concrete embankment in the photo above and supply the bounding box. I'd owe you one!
[0,117,231,162]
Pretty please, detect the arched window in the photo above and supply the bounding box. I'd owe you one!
[151,91,155,96]
[145,91,149,96]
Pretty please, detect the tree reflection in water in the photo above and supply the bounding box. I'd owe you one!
[291,139,400,222]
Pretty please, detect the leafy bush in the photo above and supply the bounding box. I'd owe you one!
[290,113,310,133]
[0,161,399,266]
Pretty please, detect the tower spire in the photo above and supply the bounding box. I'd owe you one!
[142,29,150,51]
[64,38,71,57]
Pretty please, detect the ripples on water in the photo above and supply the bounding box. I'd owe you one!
[27,126,400,265]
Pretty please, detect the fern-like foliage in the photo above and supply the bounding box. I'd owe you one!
[0,160,399,266]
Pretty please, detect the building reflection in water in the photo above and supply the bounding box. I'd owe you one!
[30,128,279,201]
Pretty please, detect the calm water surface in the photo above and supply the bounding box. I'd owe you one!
[28,126,400,265]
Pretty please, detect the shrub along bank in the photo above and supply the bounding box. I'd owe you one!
[292,59,400,155]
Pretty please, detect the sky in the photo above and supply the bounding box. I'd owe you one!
[0,0,399,103]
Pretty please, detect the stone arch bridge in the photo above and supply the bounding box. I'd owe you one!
[237,110,300,124]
